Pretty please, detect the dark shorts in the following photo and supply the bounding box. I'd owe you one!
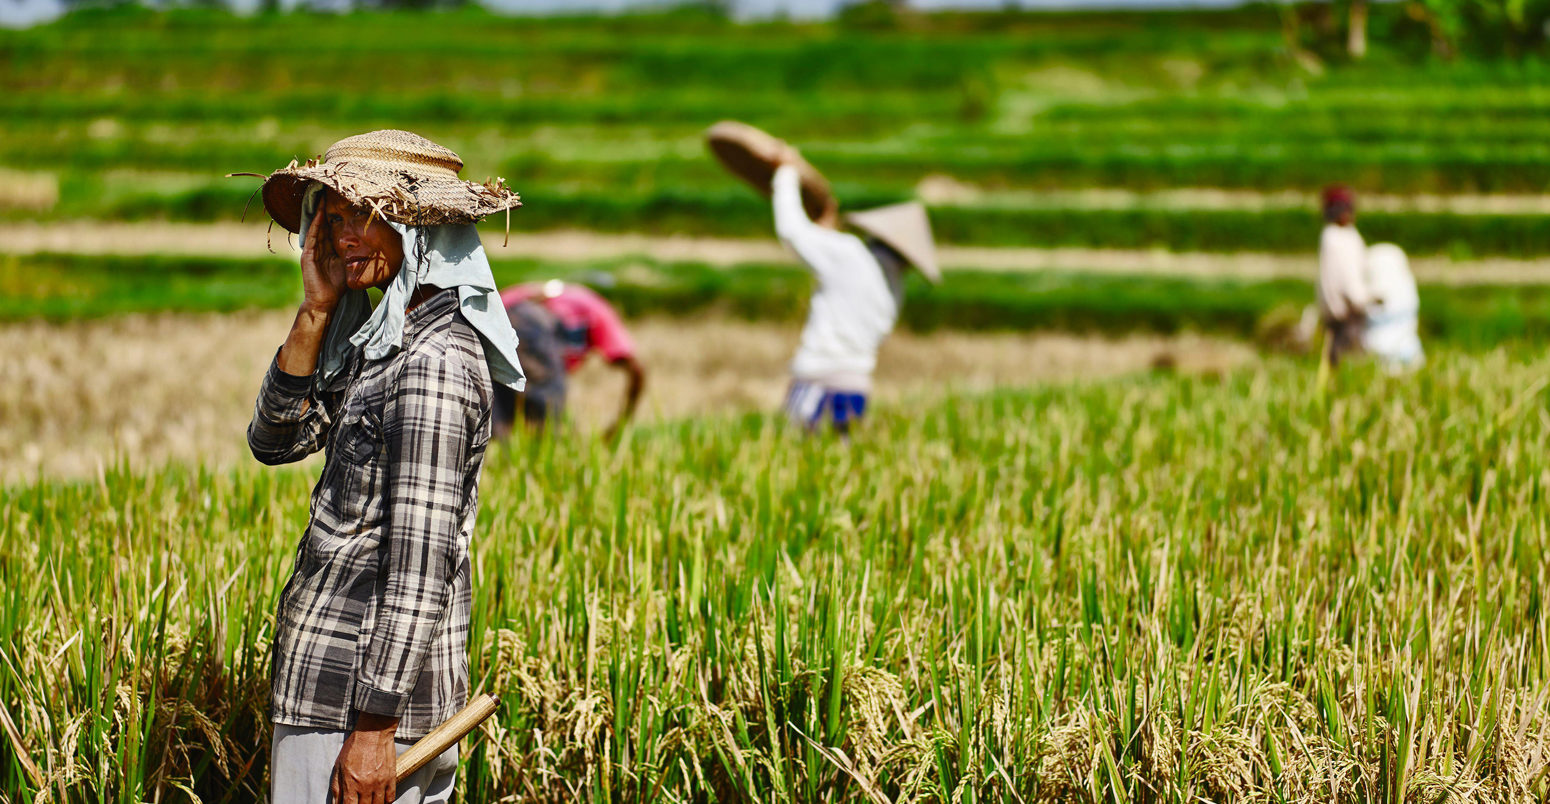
[496,299,568,434]
[1322,314,1367,366]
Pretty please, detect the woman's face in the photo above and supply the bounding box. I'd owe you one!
[322,189,405,291]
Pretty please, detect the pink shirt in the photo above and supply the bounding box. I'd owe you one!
[500,282,636,373]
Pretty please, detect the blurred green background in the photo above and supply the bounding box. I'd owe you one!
[2,1,1548,340]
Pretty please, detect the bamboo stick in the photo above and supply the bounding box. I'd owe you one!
[395,693,498,782]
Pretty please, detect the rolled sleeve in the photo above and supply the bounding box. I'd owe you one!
[353,680,408,719]
[355,349,481,713]
[247,351,330,465]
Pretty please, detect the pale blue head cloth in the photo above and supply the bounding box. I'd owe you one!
[300,184,525,391]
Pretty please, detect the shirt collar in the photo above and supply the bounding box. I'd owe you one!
[404,287,458,336]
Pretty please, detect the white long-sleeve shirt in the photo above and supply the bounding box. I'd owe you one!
[772,165,898,389]
[1318,223,1372,320]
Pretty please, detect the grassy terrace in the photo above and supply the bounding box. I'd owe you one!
[7,173,1546,257]
[2,7,1548,256]
[8,252,1550,348]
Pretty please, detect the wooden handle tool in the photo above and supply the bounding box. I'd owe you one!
[395,693,499,782]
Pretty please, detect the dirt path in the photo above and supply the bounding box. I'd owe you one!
[914,177,1550,215]
[0,311,1252,483]
[4,221,1549,285]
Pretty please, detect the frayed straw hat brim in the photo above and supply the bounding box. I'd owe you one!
[260,161,521,235]
[235,129,521,235]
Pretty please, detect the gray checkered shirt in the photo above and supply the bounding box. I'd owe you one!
[248,289,491,739]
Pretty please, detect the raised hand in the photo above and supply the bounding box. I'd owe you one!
[300,199,348,314]
[774,141,802,168]
[276,199,349,378]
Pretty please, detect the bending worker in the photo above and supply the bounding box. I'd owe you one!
[244,130,523,803]
[498,279,645,438]
[771,146,939,434]
[493,297,566,437]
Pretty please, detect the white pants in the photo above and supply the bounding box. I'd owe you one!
[270,723,458,803]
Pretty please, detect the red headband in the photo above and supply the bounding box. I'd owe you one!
[1322,184,1355,208]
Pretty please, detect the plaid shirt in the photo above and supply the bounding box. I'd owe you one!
[248,289,491,739]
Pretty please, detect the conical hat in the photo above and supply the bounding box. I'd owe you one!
[845,202,940,283]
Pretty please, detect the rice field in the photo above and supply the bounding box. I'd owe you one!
[2,347,1547,801]
[5,5,1550,802]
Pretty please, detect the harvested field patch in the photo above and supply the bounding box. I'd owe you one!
[0,311,1252,482]
[0,168,58,211]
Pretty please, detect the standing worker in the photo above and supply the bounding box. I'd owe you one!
[770,146,940,434]
[1317,184,1373,367]
[242,130,524,803]
[498,279,645,439]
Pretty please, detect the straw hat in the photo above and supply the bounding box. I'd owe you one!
[239,129,521,235]
[846,203,941,284]
[704,121,836,223]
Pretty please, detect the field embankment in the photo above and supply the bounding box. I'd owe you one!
[8,249,1550,350]
[9,221,1550,286]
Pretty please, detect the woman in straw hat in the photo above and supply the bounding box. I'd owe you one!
[769,146,940,435]
[242,130,523,803]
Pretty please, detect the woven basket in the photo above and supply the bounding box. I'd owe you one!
[705,121,836,223]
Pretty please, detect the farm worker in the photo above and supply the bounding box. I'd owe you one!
[497,279,645,439]
[1362,242,1425,372]
[771,147,940,434]
[243,130,523,804]
[1316,184,1374,366]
